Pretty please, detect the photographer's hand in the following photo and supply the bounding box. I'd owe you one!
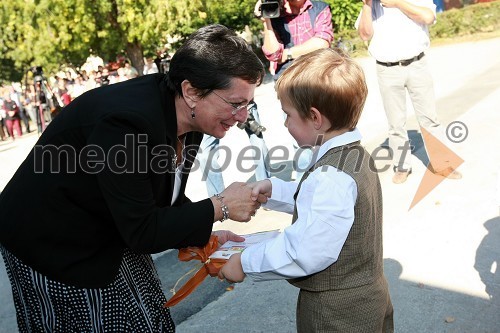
[254,0,263,19]
[380,0,398,7]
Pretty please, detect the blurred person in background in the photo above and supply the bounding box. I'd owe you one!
[3,93,22,139]
[357,0,462,183]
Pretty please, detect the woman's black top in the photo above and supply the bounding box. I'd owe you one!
[0,74,214,288]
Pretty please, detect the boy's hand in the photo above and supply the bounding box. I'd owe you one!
[218,253,246,283]
[248,179,272,203]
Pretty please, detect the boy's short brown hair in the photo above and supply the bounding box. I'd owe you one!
[275,48,368,131]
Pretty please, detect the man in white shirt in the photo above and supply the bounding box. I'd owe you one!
[357,0,462,183]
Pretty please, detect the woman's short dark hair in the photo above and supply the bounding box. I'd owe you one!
[166,24,265,97]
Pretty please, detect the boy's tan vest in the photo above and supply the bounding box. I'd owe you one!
[288,142,384,291]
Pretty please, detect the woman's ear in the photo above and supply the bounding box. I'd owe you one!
[180,80,199,107]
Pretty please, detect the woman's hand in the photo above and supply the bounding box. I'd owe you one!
[218,182,262,222]
[218,253,245,283]
[212,230,245,245]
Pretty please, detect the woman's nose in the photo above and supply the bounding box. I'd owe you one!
[233,108,249,123]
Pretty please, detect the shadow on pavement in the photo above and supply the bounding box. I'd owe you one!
[436,61,500,124]
[474,216,500,305]
[378,129,430,168]
[385,257,499,333]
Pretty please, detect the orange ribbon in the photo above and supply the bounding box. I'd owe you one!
[164,235,227,307]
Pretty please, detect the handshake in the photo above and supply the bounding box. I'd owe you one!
[211,180,272,223]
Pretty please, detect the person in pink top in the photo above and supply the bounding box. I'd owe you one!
[255,0,333,79]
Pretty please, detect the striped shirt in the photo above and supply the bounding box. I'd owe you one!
[263,0,334,62]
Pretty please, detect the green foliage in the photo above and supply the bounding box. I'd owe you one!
[324,0,363,33]
[430,1,500,39]
[158,0,256,44]
[0,0,498,82]
[0,58,23,84]
[0,0,166,79]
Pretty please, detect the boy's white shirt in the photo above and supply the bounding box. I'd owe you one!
[241,129,362,281]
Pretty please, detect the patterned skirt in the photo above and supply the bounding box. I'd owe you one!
[0,245,174,333]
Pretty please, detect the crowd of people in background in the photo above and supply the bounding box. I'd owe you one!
[0,58,154,141]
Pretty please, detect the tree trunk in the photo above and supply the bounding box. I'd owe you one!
[126,42,144,76]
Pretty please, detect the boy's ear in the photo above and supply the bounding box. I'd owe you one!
[180,80,199,107]
[310,107,323,130]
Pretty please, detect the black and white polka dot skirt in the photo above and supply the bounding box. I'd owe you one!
[1,245,175,332]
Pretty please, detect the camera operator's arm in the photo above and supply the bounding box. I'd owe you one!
[256,0,333,64]
[281,4,333,62]
[261,18,283,59]
[281,38,329,63]
[254,0,287,64]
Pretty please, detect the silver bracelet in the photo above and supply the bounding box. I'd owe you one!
[214,193,229,222]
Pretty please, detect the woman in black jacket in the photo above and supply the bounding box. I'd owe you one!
[0,24,265,332]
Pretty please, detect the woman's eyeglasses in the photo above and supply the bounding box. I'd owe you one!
[212,91,250,115]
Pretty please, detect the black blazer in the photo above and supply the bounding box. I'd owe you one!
[0,74,214,288]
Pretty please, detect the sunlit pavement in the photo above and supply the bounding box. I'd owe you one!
[1,38,499,332]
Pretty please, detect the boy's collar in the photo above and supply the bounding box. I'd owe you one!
[313,128,362,163]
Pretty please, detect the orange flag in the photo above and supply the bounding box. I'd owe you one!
[164,235,227,307]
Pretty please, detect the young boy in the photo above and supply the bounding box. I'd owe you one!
[219,48,394,332]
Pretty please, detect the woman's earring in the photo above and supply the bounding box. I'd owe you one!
[191,106,196,119]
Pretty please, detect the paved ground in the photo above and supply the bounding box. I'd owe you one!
[1,37,499,332]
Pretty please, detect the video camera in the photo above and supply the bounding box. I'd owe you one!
[237,102,266,137]
[159,57,171,74]
[100,75,110,86]
[30,66,44,83]
[259,0,283,19]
